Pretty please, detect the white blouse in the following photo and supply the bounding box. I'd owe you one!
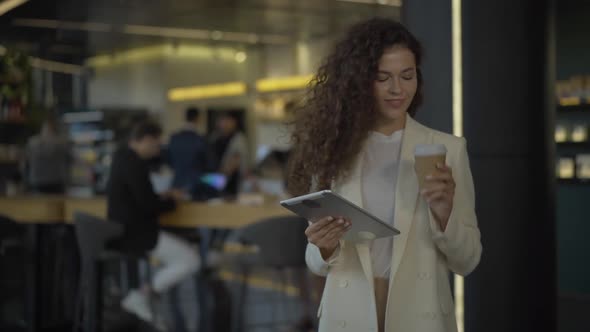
[361,129,403,278]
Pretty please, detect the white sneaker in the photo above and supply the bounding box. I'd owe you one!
[121,290,153,323]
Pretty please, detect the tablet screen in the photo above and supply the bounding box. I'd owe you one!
[200,173,227,191]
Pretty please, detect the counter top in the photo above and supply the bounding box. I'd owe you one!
[0,196,290,228]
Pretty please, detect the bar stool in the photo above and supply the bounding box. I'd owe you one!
[0,216,26,330]
[72,212,156,332]
[231,216,310,331]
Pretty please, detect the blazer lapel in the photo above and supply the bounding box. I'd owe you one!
[335,152,364,208]
[333,143,375,286]
[334,116,430,286]
[355,241,375,290]
[389,116,430,283]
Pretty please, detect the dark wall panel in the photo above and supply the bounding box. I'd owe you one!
[402,0,453,133]
[404,0,557,331]
[462,0,556,331]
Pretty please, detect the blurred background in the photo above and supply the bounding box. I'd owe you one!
[0,0,587,331]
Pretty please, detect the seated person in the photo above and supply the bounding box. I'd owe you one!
[106,120,200,325]
[247,148,290,198]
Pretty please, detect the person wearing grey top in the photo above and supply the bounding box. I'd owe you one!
[25,119,71,194]
[212,113,249,196]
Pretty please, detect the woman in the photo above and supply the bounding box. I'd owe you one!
[287,18,482,332]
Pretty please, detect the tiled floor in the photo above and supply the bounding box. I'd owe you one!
[109,265,317,332]
[3,246,589,332]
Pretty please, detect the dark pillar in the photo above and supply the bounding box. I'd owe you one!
[402,0,453,133]
[462,0,557,331]
[403,0,557,330]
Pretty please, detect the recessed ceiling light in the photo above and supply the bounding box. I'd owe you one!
[235,51,247,63]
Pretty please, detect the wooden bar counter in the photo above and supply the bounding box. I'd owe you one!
[0,196,64,223]
[1,196,290,228]
[63,197,289,228]
[0,195,290,332]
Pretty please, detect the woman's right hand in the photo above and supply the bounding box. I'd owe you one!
[305,216,351,261]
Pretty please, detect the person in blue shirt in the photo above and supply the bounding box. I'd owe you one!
[166,107,209,192]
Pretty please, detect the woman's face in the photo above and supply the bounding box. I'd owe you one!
[373,45,418,128]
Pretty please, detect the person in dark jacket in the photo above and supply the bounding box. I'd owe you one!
[166,107,209,191]
[107,120,199,325]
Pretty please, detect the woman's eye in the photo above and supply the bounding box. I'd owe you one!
[376,74,389,82]
[402,75,414,81]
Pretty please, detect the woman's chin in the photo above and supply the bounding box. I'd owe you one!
[379,108,407,122]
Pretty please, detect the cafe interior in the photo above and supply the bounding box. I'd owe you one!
[0,0,589,331]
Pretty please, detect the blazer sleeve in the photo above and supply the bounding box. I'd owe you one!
[306,241,342,277]
[305,176,344,276]
[428,137,482,276]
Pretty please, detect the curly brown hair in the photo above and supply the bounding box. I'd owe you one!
[287,18,423,196]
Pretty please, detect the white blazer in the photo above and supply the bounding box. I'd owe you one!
[306,116,482,332]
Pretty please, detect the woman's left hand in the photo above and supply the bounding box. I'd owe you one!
[420,163,455,231]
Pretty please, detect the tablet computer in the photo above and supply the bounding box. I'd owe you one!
[280,190,400,241]
[200,173,227,191]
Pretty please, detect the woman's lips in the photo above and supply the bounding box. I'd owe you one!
[385,99,405,108]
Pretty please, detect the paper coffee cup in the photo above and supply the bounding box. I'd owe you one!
[414,144,447,188]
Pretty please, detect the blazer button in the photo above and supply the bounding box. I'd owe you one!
[422,312,437,320]
[417,272,432,280]
[339,279,349,288]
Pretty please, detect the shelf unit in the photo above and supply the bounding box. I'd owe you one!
[0,50,30,124]
[556,142,590,148]
[557,178,590,185]
[556,102,590,183]
[557,104,590,113]
[0,119,26,125]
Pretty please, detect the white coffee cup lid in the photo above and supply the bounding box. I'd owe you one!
[414,144,447,156]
